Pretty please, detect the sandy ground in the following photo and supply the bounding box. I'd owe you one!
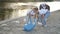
[0,10,60,34]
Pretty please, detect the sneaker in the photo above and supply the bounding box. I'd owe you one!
[38,22,42,25]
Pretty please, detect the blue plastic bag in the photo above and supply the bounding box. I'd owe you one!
[23,18,36,31]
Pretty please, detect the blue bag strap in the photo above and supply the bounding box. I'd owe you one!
[25,16,32,24]
[33,18,37,25]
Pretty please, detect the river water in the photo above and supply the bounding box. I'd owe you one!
[0,1,60,21]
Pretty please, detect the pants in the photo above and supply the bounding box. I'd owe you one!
[38,11,50,25]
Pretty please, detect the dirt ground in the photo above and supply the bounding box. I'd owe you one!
[0,10,60,34]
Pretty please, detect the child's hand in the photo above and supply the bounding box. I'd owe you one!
[41,14,45,19]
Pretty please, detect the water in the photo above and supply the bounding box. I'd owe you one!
[0,2,60,21]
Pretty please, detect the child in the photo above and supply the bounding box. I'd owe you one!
[38,3,50,27]
[26,7,39,24]
[24,7,39,31]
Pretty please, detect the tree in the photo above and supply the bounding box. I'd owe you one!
[44,0,53,2]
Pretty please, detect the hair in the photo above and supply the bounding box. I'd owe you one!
[39,4,50,10]
[33,7,38,10]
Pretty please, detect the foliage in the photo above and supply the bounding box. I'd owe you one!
[44,0,53,2]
